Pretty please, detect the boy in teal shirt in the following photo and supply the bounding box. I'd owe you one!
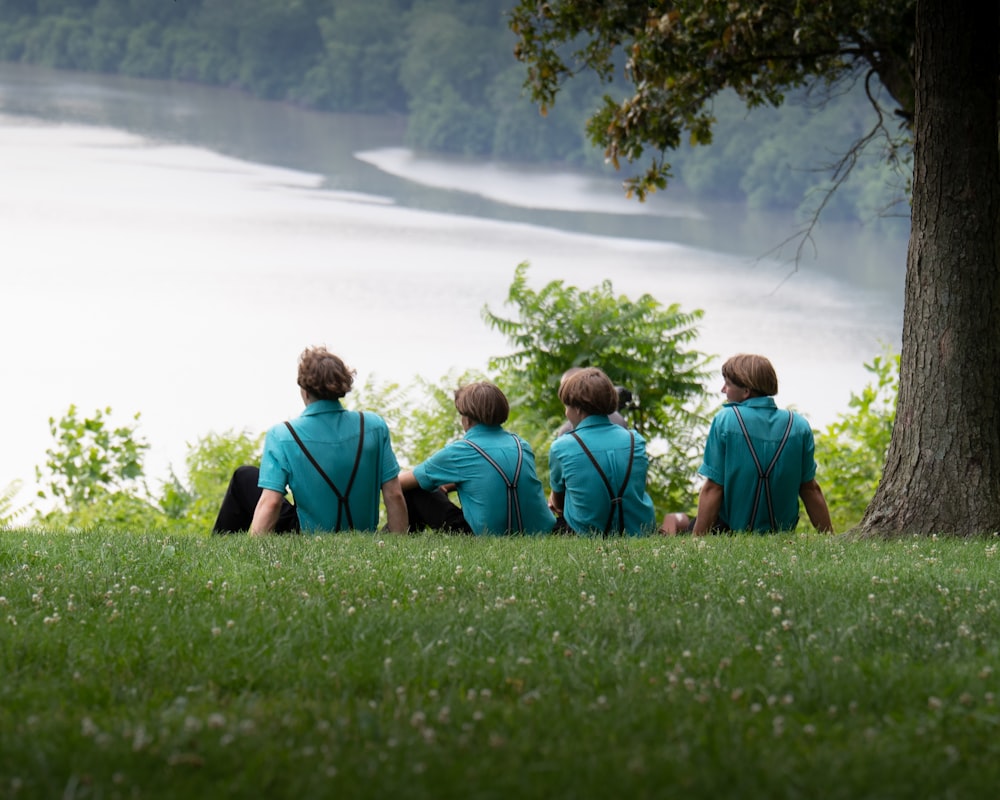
[399,382,555,535]
[688,353,833,534]
[549,367,657,536]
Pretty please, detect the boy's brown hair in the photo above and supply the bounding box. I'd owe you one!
[454,381,510,426]
[721,354,779,397]
[297,346,356,400]
[558,367,618,416]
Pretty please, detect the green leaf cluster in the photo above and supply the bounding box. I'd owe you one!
[35,404,149,507]
[33,405,162,531]
[32,406,263,533]
[814,349,899,532]
[509,0,916,200]
[159,429,265,531]
[484,262,711,511]
[0,479,28,528]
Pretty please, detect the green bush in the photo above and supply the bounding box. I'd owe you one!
[159,429,265,532]
[484,262,711,512]
[814,350,899,532]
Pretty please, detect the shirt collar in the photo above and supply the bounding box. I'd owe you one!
[724,396,777,410]
[301,399,346,416]
[464,423,503,440]
[575,415,613,430]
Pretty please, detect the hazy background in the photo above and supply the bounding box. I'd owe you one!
[1,63,906,508]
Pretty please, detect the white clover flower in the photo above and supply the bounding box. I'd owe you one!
[207,713,226,729]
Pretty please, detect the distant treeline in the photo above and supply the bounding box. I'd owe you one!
[0,0,907,224]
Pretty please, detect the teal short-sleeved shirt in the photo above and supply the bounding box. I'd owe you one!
[699,396,817,533]
[258,399,400,533]
[413,424,556,535]
[548,415,657,536]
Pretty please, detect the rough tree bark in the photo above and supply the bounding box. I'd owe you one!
[858,0,1000,536]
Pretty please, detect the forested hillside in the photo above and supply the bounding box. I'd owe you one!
[0,0,907,224]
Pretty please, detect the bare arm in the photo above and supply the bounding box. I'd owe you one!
[692,479,723,535]
[398,468,454,494]
[799,479,834,533]
[397,469,419,491]
[249,489,286,536]
[549,489,565,515]
[382,476,409,533]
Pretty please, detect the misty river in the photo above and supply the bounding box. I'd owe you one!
[0,63,907,501]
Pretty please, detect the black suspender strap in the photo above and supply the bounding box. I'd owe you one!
[569,430,635,536]
[730,406,793,531]
[284,412,365,531]
[464,434,524,533]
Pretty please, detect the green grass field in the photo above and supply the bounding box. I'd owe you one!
[2,530,999,799]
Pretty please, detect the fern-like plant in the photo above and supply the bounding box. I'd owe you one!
[0,479,29,528]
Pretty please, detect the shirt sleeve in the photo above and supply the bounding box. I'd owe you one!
[257,427,290,494]
[369,413,401,484]
[798,416,818,484]
[698,413,726,485]
[548,439,566,492]
[413,442,462,490]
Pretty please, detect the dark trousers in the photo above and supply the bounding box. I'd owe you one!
[212,465,300,534]
[403,487,472,534]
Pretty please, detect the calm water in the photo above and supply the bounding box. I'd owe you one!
[0,63,906,501]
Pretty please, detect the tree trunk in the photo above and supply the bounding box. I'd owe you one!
[858,0,1000,536]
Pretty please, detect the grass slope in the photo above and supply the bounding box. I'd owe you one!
[1,531,999,799]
